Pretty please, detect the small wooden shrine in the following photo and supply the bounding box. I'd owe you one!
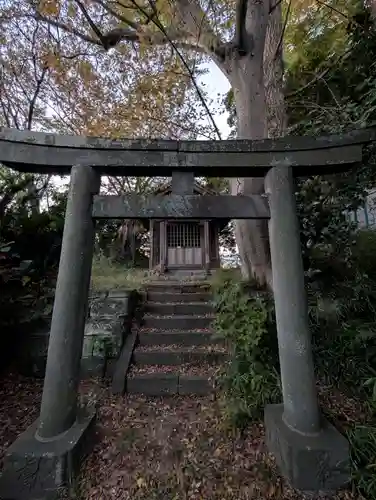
[148,180,226,273]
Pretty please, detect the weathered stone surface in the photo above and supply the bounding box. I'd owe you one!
[0,125,374,151]
[92,194,270,220]
[146,302,212,316]
[171,171,194,194]
[138,331,216,346]
[127,374,178,395]
[80,289,140,383]
[146,283,210,294]
[147,291,211,303]
[143,315,213,330]
[265,165,320,434]
[83,318,123,358]
[89,296,130,318]
[265,404,350,492]
[133,350,226,366]
[37,165,100,440]
[112,330,138,395]
[178,376,212,395]
[0,126,371,176]
[80,356,106,378]
[0,406,96,500]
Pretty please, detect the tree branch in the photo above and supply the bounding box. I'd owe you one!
[274,0,291,61]
[172,0,227,63]
[73,0,108,46]
[270,0,283,14]
[234,0,247,55]
[91,0,140,31]
[128,0,222,139]
[31,12,102,45]
[27,65,48,130]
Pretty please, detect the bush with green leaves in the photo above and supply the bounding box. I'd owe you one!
[348,425,376,499]
[305,229,376,499]
[211,271,280,427]
[307,229,376,396]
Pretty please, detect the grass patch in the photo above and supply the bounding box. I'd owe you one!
[348,424,376,499]
[90,256,150,292]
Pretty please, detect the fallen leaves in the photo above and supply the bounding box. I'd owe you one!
[0,372,364,500]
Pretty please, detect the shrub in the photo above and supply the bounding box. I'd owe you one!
[348,425,376,499]
[211,271,280,427]
[352,229,376,279]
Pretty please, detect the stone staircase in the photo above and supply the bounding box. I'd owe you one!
[126,281,227,396]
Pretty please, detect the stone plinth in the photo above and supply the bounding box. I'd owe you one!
[0,406,96,500]
[265,404,350,492]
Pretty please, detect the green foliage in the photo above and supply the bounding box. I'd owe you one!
[352,230,376,278]
[348,425,376,499]
[306,230,376,498]
[211,271,280,426]
[296,176,357,280]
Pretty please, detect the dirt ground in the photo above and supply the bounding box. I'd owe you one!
[0,372,361,500]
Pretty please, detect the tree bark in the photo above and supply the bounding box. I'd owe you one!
[264,0,286,139]
[225,0,285,287]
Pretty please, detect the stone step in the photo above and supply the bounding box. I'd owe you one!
[138,329,218,346]
[145,283,211,294]
[126,364,219,395]
[143,314,214,330]
[157,271,209,281]
[145,302,213,316]
[147,291,211,303]
[133,345,227,366]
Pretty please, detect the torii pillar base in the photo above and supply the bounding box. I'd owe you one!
[265,404,349,492]
[0,406,95,500]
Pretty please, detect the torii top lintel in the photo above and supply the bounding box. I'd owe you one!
[0,127,375,177]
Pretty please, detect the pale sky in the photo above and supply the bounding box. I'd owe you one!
[198,61,232,139]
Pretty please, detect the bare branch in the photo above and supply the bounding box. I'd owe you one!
[27,65,48,130]
[172,0,226,62]
[315,0,351,22]
[128,0,222,139]
[270,0,283,14]
[274,0,291,61]
[91,0,140,31]
[31,12,102,45]
[73,0,107,46]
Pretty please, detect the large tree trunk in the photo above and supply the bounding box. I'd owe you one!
[264,1,286,139]
[227,0,285,287]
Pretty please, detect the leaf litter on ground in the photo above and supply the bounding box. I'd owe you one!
[0,372,365,499]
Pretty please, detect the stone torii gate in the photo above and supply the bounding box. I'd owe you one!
[0,127,375,499]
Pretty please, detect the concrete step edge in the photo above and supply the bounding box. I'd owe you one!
[125,373,214,395]
[146,301,213,306]
[144,314,215,319]
[133,350,227,366]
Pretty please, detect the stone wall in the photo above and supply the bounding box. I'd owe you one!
[82,289,140,377]
[18,288,140,379]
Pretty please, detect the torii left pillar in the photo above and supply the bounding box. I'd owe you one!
[0,165,100,500]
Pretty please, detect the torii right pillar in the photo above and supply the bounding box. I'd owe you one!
[264,164,350,492]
